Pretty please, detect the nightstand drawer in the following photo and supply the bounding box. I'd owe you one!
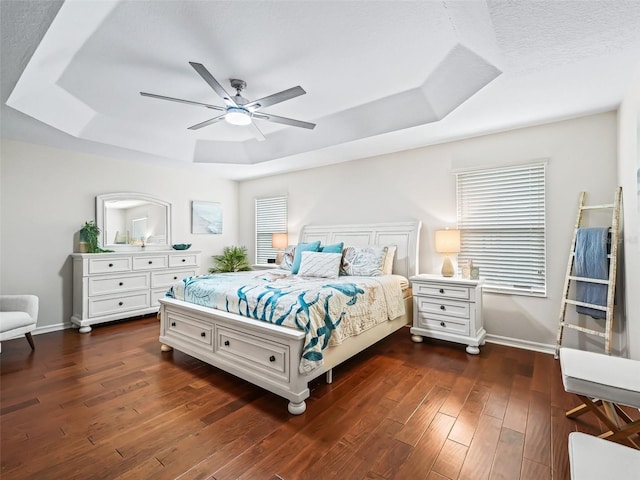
[413,282,470,300]
[417,315,470,336]
[415,297,470,320]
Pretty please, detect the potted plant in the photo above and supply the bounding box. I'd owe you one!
[79,221,113,253]
[209,246,251,273]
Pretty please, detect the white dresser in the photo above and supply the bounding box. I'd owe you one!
[71,250,201,332]
[410,274,486,354]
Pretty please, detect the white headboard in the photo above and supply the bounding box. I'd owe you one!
[299,221,421,279]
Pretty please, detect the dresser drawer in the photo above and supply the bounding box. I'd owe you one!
[216,326,289,382]
[88,291,150,318]
[415,297,470,320]
[169,254,199,268]
[88,257,132,274]
[132,255,168,270]
[151,288,169,307]
[88,273,150,296]
[413,282,470,300]
[166,313,212,346]
[151,269,197,288]
[417,315,470,336]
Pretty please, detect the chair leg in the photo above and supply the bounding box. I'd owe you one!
[25,332,35,350]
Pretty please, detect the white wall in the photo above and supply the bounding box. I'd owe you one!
[618,66,640,360]
[238,113,620,352]
[0,139,238,332]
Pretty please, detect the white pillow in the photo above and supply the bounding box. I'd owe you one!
[297,252,341,279]
[383,245,397,275]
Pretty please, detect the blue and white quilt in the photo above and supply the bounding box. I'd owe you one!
[166,270,405,374]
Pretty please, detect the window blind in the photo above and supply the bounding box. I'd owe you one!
[255,195,288,264]
[456,163,546,296]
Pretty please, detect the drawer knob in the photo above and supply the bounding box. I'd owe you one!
[148,261,153,264]
[200,332,206,337]
[118,301,124,306]
[171,321,176,327]
[224,340,230,346]
[439,288,445,294]
[173,276,178,280]
[440,321,446,327]
[119,282,124,286]
[181,259,186,262]
[440,305,446,311]
[269,355,276,362]
[108,263,114,267]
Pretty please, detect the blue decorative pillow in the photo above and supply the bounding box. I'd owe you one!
[319,242,344,254]
[291,241,321,274]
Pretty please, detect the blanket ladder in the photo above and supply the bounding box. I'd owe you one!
[555,187,622,357]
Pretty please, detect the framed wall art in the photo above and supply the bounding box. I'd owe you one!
[192,201,223,234]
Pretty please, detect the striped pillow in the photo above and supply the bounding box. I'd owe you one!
[297,252,341,279]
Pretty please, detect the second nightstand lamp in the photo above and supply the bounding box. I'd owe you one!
[272,232,288,264]
[435,228,460,277]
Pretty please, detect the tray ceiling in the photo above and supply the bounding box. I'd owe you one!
[2,0,640,180]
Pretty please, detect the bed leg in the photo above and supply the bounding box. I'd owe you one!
[288,401,306,415]
[160,344,173,352]
[326,369,333,384]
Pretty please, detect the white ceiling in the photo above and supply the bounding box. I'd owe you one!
[2,0,640,180]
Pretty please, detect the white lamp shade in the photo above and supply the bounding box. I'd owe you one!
[271,232,288,249]
[435,229,460,253]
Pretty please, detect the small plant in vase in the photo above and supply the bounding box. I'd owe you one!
[79,221,113,253]
[209,246,251,273]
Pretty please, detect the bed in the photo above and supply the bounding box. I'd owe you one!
[158,221,421,414]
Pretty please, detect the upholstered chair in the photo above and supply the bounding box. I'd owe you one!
[0,295,38,352]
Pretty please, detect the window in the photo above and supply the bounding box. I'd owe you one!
[456,163,546,296]
[255,195,288,264]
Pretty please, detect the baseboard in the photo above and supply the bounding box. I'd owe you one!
[485,334,555,355]
[33,322,73,335]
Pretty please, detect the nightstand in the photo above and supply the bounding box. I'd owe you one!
[410,274,486,354]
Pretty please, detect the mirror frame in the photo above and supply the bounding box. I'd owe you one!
[96,192,172,251]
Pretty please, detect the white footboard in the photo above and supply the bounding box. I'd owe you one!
[159,297,313,414]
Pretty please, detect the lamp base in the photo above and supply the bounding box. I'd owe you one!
[441,256,455,277]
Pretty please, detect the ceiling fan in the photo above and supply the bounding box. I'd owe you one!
[140,62,315,141]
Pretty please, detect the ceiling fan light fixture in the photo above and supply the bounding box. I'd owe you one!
[225,107,252,126]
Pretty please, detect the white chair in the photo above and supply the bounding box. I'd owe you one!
[0,295,38,352]
[560,347,640,448]
[568,432,640,479]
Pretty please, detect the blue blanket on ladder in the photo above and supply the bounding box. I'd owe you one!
[575,227,609,319]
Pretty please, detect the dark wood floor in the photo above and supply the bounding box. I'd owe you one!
[1,316,605,480]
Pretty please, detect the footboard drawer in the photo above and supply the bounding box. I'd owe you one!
[216,326,289,383]
[166,312,213,347]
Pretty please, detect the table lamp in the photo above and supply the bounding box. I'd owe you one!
[435,229,460,277]
[272,232,288,264]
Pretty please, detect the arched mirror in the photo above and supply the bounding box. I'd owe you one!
[96,193,172,250]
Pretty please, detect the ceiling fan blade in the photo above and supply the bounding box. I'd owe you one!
[140,92,225,111]
[189,62,237,107]
[187,114,227,130]
[253,112,315,130]
[248,120,266,142]
[245,86,306,111]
